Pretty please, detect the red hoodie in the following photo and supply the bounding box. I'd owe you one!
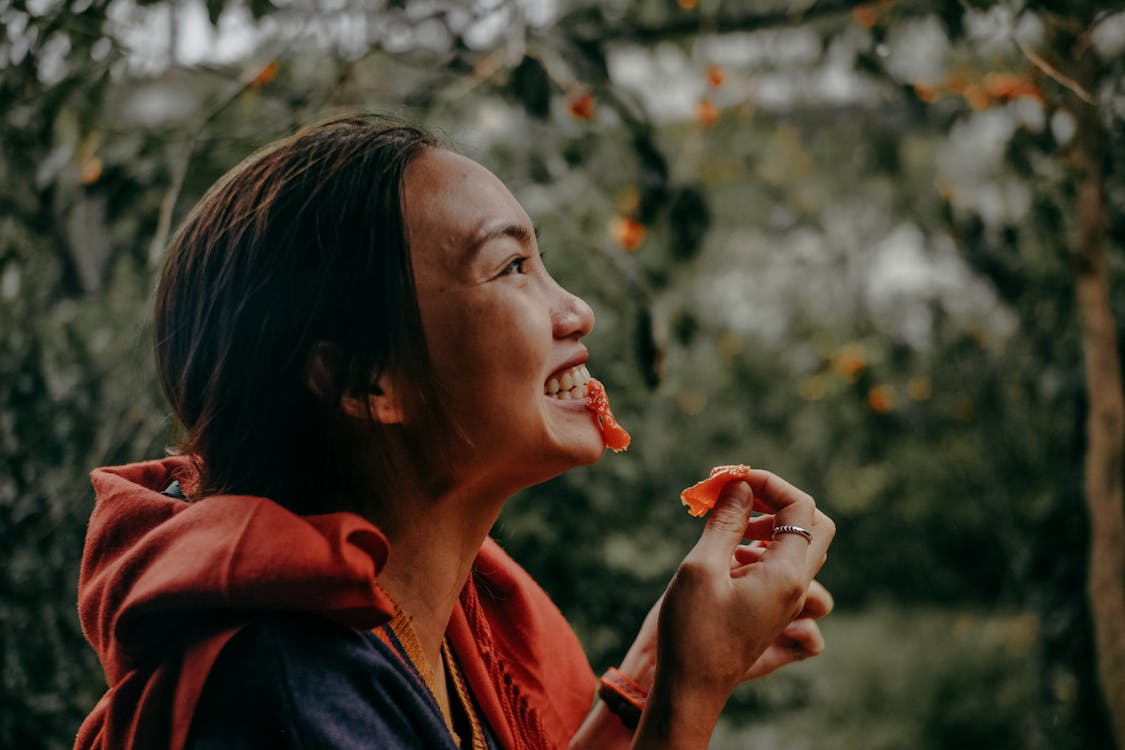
[76,455,596,750]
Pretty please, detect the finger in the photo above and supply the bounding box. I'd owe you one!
[799,510,835,579]
[779,618,825,659]
[741,619,825,682]
[742,470,816,518]
[741,643,794,681]
[743,515,775,541]
[742,472,818,563]
[690,480,755,566]
[732,542,765,567]
[797,580,834,620]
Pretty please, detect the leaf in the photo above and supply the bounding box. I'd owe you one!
[509,55,552,120]
[667,184,710,262]
[633,132,669,223]
[634,307,662,389]
[248,0,275,19]
[671,310,699,346]
[206,0,223,26]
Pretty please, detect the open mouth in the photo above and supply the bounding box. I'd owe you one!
[545,364,591,400]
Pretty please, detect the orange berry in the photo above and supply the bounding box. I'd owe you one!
[568,90,596,121]
[696,98,719,129]
[249,61,278,88]
[983,71,1043,102]
[611,217,646,251]
[944,73,968,93]
[852,5,879,28]
[79,155,103,186]
[913,83,938,103]
[706,65,725,87]
[832,342,867,381]
[867,385,895,414]
[963,84,991,110]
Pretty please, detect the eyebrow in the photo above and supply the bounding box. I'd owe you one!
[464,222,540,258]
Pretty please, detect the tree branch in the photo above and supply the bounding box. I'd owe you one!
[1015,36,1095,106]
[146,61,284,268]
[569,0,870,44]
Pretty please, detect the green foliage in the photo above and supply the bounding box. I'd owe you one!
[713,607,1049,750]
[2,1,1123,748]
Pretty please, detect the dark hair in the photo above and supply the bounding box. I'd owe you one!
[154,115,443,514]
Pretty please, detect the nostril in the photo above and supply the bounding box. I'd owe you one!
[553,289,596,339]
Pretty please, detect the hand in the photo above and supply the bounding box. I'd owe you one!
[732,543,834,681]
[642,472,834,739]
[572,471,834,750]
[613,552,832,693]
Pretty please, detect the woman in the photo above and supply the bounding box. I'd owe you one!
[76,116,834,750]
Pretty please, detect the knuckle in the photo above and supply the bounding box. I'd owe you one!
[708,509,748,535]
[778,574,807,611]
[675,557,712,584]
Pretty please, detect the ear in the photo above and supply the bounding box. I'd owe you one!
[307,343,405,425]
[340,373,405,425]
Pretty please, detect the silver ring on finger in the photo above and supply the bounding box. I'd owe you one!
[772,524,813,544]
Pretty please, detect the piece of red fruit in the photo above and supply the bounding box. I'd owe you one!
[584,378,631,452]
[679,464,753,517]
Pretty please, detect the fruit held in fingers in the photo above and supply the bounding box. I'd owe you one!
[679,464,754,517]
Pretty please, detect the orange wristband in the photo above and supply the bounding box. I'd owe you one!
[597,667,647,731]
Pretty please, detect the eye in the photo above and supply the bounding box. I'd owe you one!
[500,256,528,276]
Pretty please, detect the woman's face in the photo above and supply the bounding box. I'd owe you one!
[401,149,603,493]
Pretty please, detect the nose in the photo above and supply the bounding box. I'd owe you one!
[552,284,595,340]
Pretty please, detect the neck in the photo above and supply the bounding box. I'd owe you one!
[374,480,508,670]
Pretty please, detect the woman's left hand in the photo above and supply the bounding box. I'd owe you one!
[569,530,834,750]
[618,557,833,691]
[731,542,834,681]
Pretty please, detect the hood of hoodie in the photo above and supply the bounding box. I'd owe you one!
[79,455,397,689]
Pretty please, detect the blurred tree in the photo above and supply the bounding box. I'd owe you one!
[1033,8,1125,746]
[2,1,1124,749]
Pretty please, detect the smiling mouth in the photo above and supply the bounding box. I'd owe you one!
[545,364,591,400]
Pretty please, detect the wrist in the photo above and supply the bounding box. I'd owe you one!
[598,668,647,731]
[632,669,727,749]
[617,648,656,693]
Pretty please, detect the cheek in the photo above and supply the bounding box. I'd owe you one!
[422,297,539,390]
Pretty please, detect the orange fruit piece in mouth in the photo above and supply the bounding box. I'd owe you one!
[679,464,753,517]
[584,378,631,453]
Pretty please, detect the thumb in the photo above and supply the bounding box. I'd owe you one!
[692,480,754,565]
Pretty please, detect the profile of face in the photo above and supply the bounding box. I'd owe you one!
[397,149,603,493]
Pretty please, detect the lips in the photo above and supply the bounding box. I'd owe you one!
[545,364,591,400]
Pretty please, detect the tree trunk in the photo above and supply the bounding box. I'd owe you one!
[1066,23,1125,750]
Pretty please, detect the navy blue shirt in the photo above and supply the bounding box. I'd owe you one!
[185,614,501,749]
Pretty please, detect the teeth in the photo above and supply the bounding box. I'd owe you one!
[545,365,593,398]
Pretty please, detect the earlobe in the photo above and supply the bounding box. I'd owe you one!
[307,342,404,424]
[341,374,405,425]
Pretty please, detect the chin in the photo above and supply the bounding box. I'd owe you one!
[517,438,605,486]
[555,434,607,469]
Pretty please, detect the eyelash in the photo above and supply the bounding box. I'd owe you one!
[501,257,528,275]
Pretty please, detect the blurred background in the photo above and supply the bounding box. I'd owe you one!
[3,0,1125,748]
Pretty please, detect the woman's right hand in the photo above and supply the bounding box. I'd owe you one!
[633,471,834,748]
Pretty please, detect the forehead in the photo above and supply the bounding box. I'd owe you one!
[401,149,531,264]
